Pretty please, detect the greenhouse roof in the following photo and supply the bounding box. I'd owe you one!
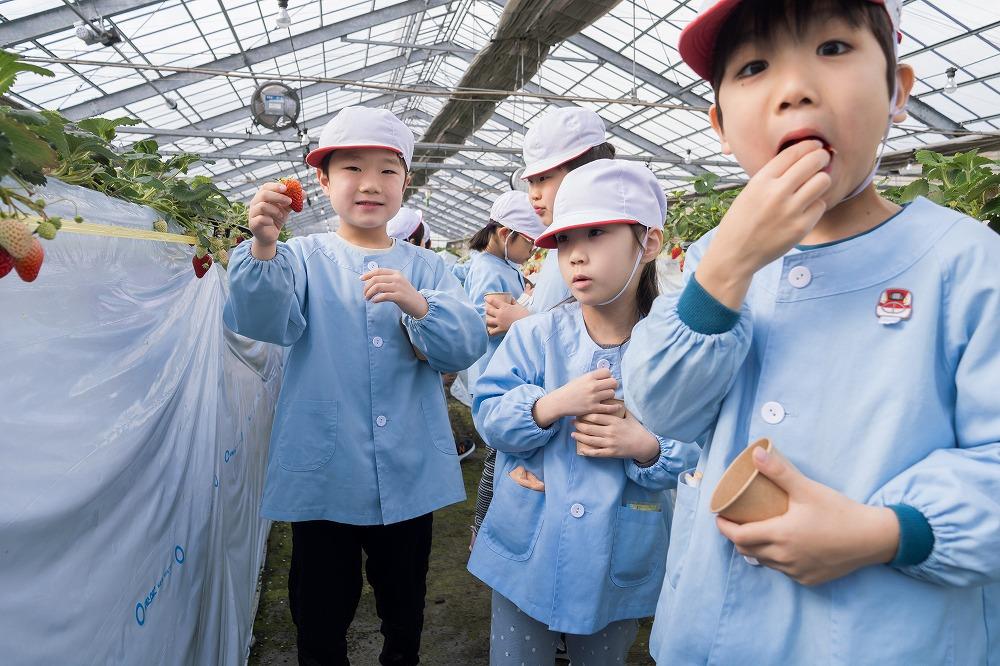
[2,0,998,239]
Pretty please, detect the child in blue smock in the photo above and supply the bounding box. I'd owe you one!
[224,106,486,666]
[463,191,546,542]
[469,160,700,665]
[484,107,615,334]
[623,1,1000,663]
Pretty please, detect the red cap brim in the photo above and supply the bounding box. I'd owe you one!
[678,0,744,82]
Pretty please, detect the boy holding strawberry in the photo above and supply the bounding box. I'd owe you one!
[224,106,486,666]
[623,0,1000,663]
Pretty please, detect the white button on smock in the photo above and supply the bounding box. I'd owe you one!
[788,266,812,288]
[761,401,785,424]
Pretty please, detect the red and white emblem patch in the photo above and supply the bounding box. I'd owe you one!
[877,288,912,325]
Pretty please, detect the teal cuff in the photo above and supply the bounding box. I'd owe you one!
[677,274,742,335]
[887,504,935,567]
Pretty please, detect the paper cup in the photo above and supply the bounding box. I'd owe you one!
[484,291,515,307]
[575,399,627,455]
[709,438,788,524]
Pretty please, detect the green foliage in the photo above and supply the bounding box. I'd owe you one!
[664,172,740,245]
[0,49,284,248]
[883,149,1000,234]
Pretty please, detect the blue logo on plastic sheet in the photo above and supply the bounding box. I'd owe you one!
[134,544,186,627]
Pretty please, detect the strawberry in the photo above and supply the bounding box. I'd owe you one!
[192,252,213,278]
[280,178,304,212]
[0,218,33,259]
[153,220,168,233]
[670,245,683,260]
[14,238,44,282]
[213,248,229,269]
[0,247,13,279]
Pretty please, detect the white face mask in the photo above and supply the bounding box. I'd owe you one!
[596,227,651,307]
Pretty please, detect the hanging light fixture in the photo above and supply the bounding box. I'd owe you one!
[944,67,958,95]
[684,149,692,165]
[275,1,292,29]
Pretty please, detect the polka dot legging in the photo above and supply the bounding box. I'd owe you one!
[489,591,638,666]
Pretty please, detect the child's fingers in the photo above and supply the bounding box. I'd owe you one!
[578,413,619,426]
[257,189,293,207]
[715,515,778,547]
[790,171,833,209]
[762,139,824,179]
[572,420,605,436]
[778,147,831,193]
[252,202,286,222]
[589,367,613,380]
[360,268,395,281]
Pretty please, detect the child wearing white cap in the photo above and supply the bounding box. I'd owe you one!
[386,206,425,245]
[224,105,486,666]
[468,160,699,665]
[462,191,546,545]
[483,107,616,336]
[623,1,1000,664]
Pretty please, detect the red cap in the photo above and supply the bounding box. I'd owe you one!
[679,0,900,82]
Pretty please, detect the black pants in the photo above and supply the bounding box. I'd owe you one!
[288,513,434,666]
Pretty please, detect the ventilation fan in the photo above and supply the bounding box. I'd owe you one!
[249,81,301,131]
[509,166,529,193]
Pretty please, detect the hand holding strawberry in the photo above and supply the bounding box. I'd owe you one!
[248,182,293,259]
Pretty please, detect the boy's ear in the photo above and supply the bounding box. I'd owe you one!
[315,166,330,195]
[403,172,412,193]
[642,228,664,264]
[891,64,916,124]
[708,104,732,155]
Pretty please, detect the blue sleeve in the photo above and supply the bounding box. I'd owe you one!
[868,223,1000,586]
[402,256,487,374]
[472,319,559,456]
[624,435,702,491]
[464,262,507,332]
[223,241,307,346]
[622,237,753,443]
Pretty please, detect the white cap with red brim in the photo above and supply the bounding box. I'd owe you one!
[305,106,415,169]
[534,159,666,250]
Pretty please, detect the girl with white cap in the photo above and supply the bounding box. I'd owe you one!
[225,106,486,666]
[463,191,546,544]
[386,206,425,245]
[484,107,617,334]
[468,160,699,665]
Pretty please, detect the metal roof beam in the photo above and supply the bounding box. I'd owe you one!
[59,0,451,120]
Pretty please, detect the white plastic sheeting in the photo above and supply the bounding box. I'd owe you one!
[0,179,282,665]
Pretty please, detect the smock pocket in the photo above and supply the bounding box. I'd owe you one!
[666,466,700,589]
[421,397,458,454]
[610,504,668,588]
[276,400,338,471]
[480,476,546,561]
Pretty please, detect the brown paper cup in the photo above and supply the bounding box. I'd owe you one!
[484,291,515,307]
[709,438,788,524]
[575,399,627,455]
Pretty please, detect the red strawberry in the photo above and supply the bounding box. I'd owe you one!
[14,238,44,282]
[0,247,13,279]
[670,245,682,260]
[280,178,304,212]
[192,252,213,278]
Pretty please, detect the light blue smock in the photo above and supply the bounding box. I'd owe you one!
[623,197,1000,664]
[468,302,700,635]
[463,250,525,394]
[450,249,478,287]
[528,249,572,313]
[223,233,487,525]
